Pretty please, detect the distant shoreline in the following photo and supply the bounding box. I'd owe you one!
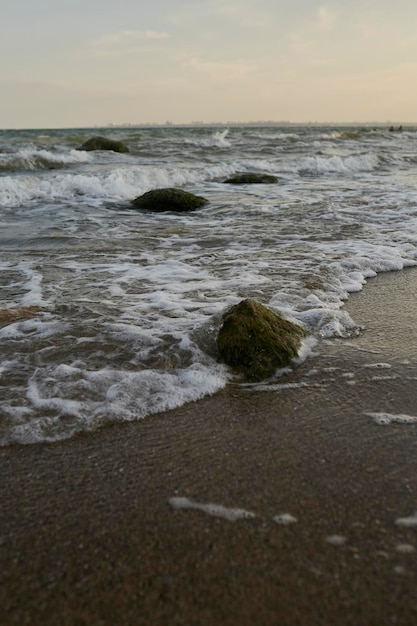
[2,120,417,132]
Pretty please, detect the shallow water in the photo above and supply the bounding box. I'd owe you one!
[1,124,417,444]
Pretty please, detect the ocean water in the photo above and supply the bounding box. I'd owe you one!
[1,124,417,445]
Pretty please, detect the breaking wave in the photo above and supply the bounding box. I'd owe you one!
[0,148,90,172]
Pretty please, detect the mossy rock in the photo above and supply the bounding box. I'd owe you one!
[77,136,129,153]
[224,173,278,184]
[217,298,308,381]
[131,188,208,212]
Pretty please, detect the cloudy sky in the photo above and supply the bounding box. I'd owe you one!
[2,0,417,128]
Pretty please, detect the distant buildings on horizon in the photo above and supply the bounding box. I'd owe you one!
[104,120,414,129]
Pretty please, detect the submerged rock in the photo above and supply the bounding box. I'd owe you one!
[217,298,308,381]
[224,173,278,184]
[131,188,208,212]
[77,136,129,153]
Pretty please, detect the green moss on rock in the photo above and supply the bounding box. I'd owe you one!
[217,298,308,381]
[77,136,129,153]
[224,173,278,184]
[131,188,208,212]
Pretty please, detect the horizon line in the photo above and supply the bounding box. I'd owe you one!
[1,120,416,131]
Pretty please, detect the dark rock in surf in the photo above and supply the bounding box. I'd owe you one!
[77,136,129,153]
[131,188,208,212]
[224,173,278,184]
[217,298,308,381]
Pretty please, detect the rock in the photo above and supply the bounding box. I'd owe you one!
[77,136,129,153]
[217,298,308,381]
[131,188,208,212]
[224,173,278,184]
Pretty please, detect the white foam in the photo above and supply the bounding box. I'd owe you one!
[366,412,417,425]
[0,319,68,340]
[18,261,47,306]
[396,544,416,553]
[27,378,88,418]
[395,512,417,527]
[2,360,228,444]
[169,497,256,521]
[293,335,318,364]
[326,535,347,546]
[249,381,308,391]
[273,513,298,525]
[296,307,359,338]
[363,363,392,369]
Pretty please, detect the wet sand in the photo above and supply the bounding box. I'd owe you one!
[2,268,417,625]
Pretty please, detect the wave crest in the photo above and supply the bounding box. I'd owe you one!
[0,148,90,172]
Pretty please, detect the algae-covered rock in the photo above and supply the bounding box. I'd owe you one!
[217,298,308,381]
[131,188,208,212]
[224,173,278,184]
[77,136,129,153]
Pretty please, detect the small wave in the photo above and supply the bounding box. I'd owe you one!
[0,148,90,172]
[290,152,379,175]
[1,360,228,445]
[339,131,361,140]
[186,129,231,149]
[319,130,361,140]
[317,131,343,140]
[274,132,300,141]
[0,158,275,207]
[0,166,203,207]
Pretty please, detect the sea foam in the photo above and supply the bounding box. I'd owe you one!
[169,497,256,521]
[366,412,417,426]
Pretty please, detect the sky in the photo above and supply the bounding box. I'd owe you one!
[2,0,417,128]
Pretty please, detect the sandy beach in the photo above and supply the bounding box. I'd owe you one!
[2,267,417,625]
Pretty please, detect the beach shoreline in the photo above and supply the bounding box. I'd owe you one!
[2,267,417,625]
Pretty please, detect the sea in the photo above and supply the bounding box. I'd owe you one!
[1,124,417,445]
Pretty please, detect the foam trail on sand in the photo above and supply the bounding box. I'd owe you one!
[366,412,417,425]
[169,497,256,521]
[395,513,417,527]
[273,513,298,525]
[326,535,347,546]
[396,544,416,553]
